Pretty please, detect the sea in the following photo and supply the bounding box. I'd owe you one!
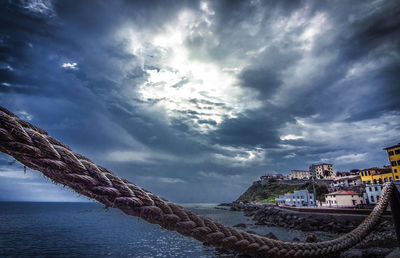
[0,202,336,257]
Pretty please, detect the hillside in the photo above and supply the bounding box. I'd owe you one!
[235,180,329,203]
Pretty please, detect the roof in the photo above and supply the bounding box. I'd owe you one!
[325,190,360,196]
[333,175,360,181]
[361,166,391,171]
[309,163,333,167]
[384,143,400,150]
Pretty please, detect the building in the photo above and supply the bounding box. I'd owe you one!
[260,174,285,184]
[330,175,362,190]
[384,143,400,181]
[275,190,315,207]
[309,163,335,179]
[365,184,383,204]
[289,170,311,180]
[336,170,359,177]
[325,190,364,207]
[359,166,393,184]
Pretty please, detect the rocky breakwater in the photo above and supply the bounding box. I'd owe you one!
[231,203,395,234]
[230,202,398,257]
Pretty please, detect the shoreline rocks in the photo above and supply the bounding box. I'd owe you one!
[230,202,395,234]
[229,202,398,257]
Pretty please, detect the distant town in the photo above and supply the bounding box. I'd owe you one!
[258,142,400,208]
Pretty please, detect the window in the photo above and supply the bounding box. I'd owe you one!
[395,169,398,173]
[391,161,397,166]
[368,171,371,176]
[396,176,399,179]
[371,196,375,202]
[375,187,378,191]
[397,160,400,166]
[369,187,372,191]
[390,177,393,181]
[395,149,400,154]
[384,178,388,182]
[389,151,394,156]
[373,179,377,184]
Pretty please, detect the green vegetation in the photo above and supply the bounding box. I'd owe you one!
[235,181,303,203]
[235,181,329,203]
[304,182,330,201]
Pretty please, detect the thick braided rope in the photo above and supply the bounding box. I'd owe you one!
[0,106,394,257]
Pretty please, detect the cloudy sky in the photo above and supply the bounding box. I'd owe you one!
[0,0,399,203]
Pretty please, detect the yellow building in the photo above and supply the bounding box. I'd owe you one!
[359,166,393,184]
[384,142,400,181]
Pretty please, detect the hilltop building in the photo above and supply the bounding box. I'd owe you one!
[325,190,364,207]
[289,170,311,180]
[275,190,315,207]
[331,175,362,188]
[310,163,335,179]
[384,142,400,181]
[260,174,285,184]
[336,170,359,177]
[359,166,393,184]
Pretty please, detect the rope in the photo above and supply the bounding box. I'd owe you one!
[0,106,394,257]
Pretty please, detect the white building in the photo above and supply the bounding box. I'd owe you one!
[325,190,364,207]
[365,184,383,204]
[289,170,311,180]
[330,175,362,189]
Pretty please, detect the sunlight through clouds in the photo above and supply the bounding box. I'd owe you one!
[118,6,261,133]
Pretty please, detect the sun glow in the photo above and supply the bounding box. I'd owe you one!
[117,7,261,132]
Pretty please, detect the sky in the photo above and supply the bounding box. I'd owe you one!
[0,0,399,203]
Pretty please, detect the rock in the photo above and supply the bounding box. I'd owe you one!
[361,247,393,257]
[217,203,232,207]
[265,232,278,240]
[292,237,300,242]
[340,249,363,258]
[385,248,400,258]
[305,234,317,243]
[233,223,246,228]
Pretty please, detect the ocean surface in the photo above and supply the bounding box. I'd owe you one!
[0,202,336,257]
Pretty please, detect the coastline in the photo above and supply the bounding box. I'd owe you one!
[224,202,398,257]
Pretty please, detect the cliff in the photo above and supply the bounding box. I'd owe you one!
[235,180,329,203]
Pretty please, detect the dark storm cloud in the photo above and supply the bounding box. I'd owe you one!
[0,0,399,202]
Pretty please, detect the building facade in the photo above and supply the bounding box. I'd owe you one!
[309,163,335,179]
[325,190,364,207]
[384,143,400,181]
[359,166,393,184]
[260,174,285,184]
[365,184,383,204]
[275,190,315,207]
[289,170,311,180]
[330,175,362,190]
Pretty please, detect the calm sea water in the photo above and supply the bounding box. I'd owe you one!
[0,202,336,257]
